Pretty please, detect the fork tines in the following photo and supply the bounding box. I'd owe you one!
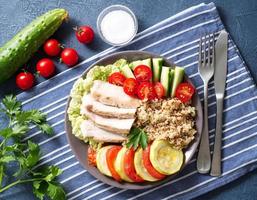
[199,34,215,68]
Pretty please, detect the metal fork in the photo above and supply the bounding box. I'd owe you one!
[197,34,215,174]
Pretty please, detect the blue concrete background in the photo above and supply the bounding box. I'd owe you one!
[0,0,257,199]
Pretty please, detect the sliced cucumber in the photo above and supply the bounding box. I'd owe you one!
[171,66,184,97]
[150,140,184,175]
[114,59,127,69]
[130,60,142,70]
[141,58,152,69]
[152,58,163,82]
[160,66,170,97]
[121,64,135,78]
[169,69,175,96]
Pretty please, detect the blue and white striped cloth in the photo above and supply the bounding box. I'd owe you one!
[3,2,257,200]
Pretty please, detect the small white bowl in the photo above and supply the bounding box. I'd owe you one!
[97,5,138,46]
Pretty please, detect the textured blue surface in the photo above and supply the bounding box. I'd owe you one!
[0,1,257,200]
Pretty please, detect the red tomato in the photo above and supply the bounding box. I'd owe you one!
[75,26,94,44]
[142,145,166,179]
[106,146,122,182]
[108,72,126,86]
[175,82,195,103]
[134,65,152,82]
[36,58,55,78]
[61,48,79,67]
[154,82,165,99]
[123,78,138,96]
[88,147,97,166]
[124,148,144,182]
[16,72,35,90]
[43,39,61,56]
[137,82,156,100]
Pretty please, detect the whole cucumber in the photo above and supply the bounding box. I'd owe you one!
[0,9,68,84]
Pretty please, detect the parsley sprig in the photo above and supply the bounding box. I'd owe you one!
[126,127,148,149]
[0,95,65,200]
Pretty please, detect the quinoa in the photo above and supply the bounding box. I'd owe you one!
[135,98,196,149]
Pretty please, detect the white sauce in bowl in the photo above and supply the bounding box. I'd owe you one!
[100,10,136,45]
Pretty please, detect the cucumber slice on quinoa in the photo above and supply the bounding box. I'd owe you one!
[171,66,184,97]
[160,66,171,96]
[152,58,163,82]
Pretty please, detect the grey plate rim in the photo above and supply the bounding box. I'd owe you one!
[64,50,203,190]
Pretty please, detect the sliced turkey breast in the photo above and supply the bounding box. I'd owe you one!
[90,80,141,109]
[82,94,136,119]
[80,120,127,143]
[81,107,134,135]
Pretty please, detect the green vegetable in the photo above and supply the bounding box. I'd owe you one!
[126,127,148,149]
[130,59,152,70]
[160,66,171,96]
[0,9,68,84]
[171,66,184,97]
[152,58,163,82]
[0,95,65,200]
[121,64,135,78]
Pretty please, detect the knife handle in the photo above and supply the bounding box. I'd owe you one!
[210,97,224,176]
[197,82,211,174]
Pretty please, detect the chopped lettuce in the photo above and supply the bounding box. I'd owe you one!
[67,64,122,149]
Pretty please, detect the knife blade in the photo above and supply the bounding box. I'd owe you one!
[210,30,228,176]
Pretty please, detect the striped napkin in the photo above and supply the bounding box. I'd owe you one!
[2,2,257,200]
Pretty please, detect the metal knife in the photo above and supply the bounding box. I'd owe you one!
[210,30,228,176]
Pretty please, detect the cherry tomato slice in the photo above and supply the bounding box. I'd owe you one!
[134,65,152,82]
[43,39,61,56]
[137,82,156,100]
[154,82,165,99]
[88,147,97,166]
[36,58,55,78]
[16,72,35,90]
[123,78,138,96]
[124,148,144,182]
[106,146,122,182]
[108,72,126,86]
[142,145,166,179]
[175,82,195,103]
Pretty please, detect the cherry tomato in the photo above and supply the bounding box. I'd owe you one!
[137,82,156,100]
[75,26,94,44]
[36,58,55,78]
[124,148,144,182]
[88,147,97,166]
[16,72,35,90]
[175,82,195,103]
[43,39,61,56]
[106,146,122,182]
[108,72,126,86]
[123,78,138,96]
[142,145,166,179]
[154,82,165,99]
[61,48,79,67]
[134,65,152,82]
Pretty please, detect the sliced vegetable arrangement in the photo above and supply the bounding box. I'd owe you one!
[68,56,197,184]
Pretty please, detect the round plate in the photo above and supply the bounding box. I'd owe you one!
[65,50,203,190]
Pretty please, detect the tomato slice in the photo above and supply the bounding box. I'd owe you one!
[134,65,152,82]
[142,145,166,179]
[154,82,165,99]
[175,82,195,103]
[137,82,156,100]
[108,72,126,86]
[123,78,138,96]
[124,148,144,182]
[88,147,97,166]
[106,146,122,182]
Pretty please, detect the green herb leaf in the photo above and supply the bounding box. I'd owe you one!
[0,155,16,163]
[47,182,66,200]
[38,123,53,135]
[126,127,149,149]
[33,180,48,200]
[26,141,40,168]
[0,128,13,138]
[2,95,21,116]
